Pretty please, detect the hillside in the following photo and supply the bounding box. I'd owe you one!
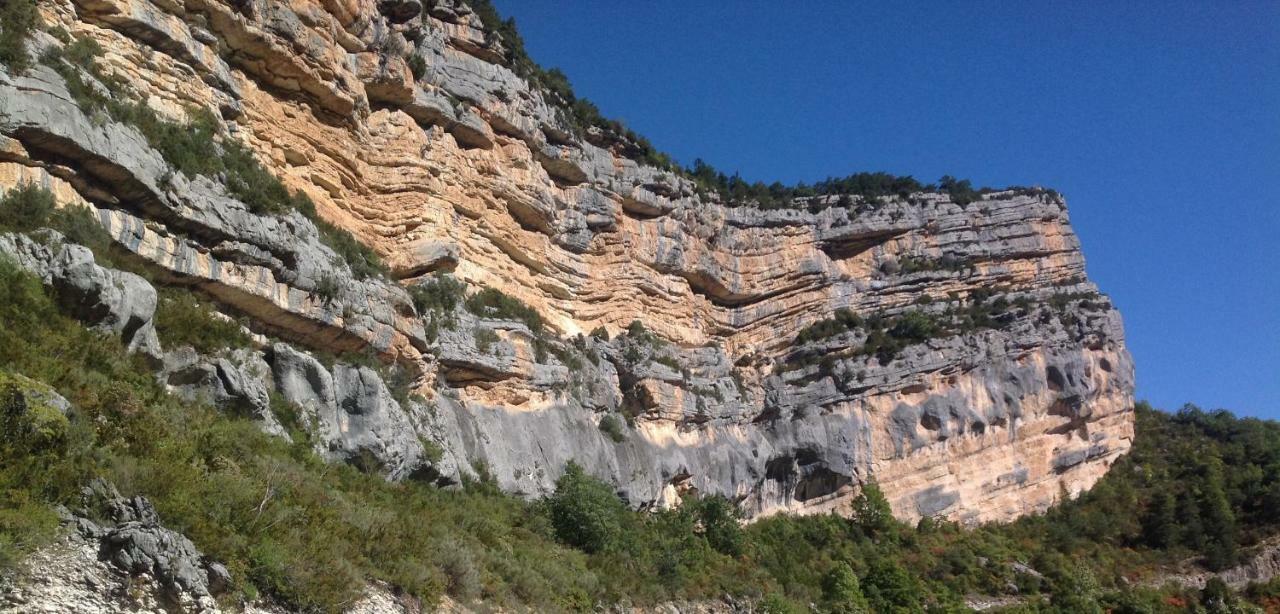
[0,0,1255,612]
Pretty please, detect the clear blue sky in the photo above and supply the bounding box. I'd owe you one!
[493,1,1280,418]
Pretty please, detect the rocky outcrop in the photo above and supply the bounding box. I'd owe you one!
[162,346,289,437]
[0,231,160,358]
[92,498,232,606]
[0,479,228,613]
[0,0,1135,525]
[270,342,432,480]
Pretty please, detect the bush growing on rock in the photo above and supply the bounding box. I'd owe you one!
[0,184,118,265]
[407,54,427,80]
[0,183,54,230]
[38,39,387,280]
[473,326,499,353]
[598,413,627,443]
[409,272,466,317]
[465,288,543,334]
[0,0,37,73]
[153,287,251,354]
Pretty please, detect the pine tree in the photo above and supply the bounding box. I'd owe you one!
[1177,488,1206,550]
[851,480,895,536]
[1143,490,1178,548]
[1200,459,1239,571]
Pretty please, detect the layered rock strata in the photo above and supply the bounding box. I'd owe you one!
[0,0,1135,525]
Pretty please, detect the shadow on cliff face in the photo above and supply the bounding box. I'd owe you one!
[765,447,854,503]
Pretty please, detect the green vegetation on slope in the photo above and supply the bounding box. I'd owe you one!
[2,245,1279,612]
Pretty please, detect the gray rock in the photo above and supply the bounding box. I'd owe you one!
[0,231,161,359]
[67,479,227,602]
[270,343,427,479]
[98,499,225,599]
[162,346,288,438]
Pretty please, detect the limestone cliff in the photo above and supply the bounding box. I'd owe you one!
[0,0,1133,524]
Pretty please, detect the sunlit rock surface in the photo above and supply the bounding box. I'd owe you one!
[0,0,1134,525]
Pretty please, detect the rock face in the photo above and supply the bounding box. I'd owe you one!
[0,0,1135,524]
[0,231,160,358]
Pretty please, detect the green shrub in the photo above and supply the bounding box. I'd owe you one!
[153,287,252,354]
[407,54,426,80]
[795,308,862,344]
[689,495,744,557]
[0,182,55,230]
[547,461,628,554]
[624,319,666,348]
[652,354,681,371]
[420,438,444,464]
[0,498,58,570]
[759,592,806,614]
[409,272,465,322]
[314,273,340,303]
[315,218,385,280]
[887,310,942,344]
[0,183,118,261]
[474,326,498,353]
[851,480,896,537]
[0,0,37,73]
[939,175,983,207]
[821,562,870,613]
[465,288,543,334]
[598,413,626,443]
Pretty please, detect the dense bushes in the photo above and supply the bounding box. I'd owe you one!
[686,160,929,210]
[153,287,252,354]
[0,256,601,611]
[793,308,950,364]
[0,372,70,570]
[0,183,118,262]
[409,272,466,339]
[0,0,36,73]
[598,413,627,443]
[793,289,1057,365]
[547,462,630,554]
[939,174,983,207]
[0,182,54,231]
[465,287,543,334]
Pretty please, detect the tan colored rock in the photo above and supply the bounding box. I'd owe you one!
[0,0,1134,525]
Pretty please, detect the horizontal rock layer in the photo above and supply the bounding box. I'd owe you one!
[0,0,1135,524]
